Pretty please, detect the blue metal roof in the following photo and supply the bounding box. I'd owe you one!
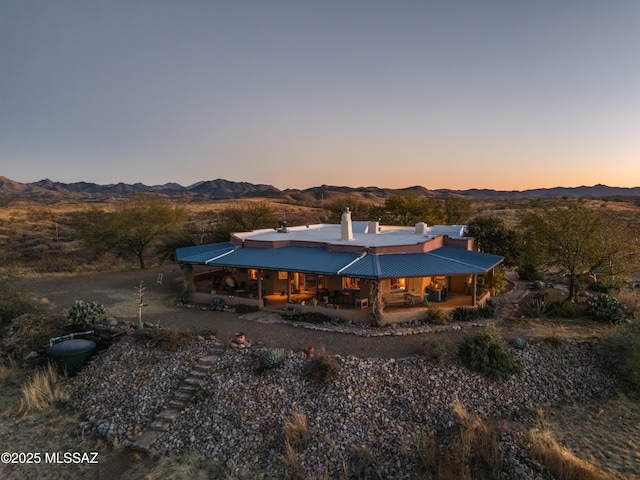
[176,244,503,278]
[175,242,235,264]
[340,247,503,278]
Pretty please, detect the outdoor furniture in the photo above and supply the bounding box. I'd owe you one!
[355,297,368,309]
[404,293,421,306]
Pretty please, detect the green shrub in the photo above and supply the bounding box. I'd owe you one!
[66,300,107,328]
[458,325,522,381]
[302,348,341,384]
[428,308,451,325]
[586,294,629,324]
[518,263,544,282]
[453,303,496,322]
[546,300,576,318]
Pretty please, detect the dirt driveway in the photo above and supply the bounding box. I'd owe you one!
[22,266,434,358]
[22,265,615,358]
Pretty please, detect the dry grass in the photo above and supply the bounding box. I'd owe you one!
[616,289,640,319]
[18,363,69,414]
[282,412,309,479]
[528,411,621,480]
[416,402,503,480]
[283,412,309,447]
[0,359,19,385]
[130,453,211,480]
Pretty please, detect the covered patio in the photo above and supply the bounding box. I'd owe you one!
[176,215,503,325]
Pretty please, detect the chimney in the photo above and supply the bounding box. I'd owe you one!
[341,208,353,240]
[415,222,427,235]
[367,220,379,234]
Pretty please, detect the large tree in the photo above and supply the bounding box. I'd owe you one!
[323,195,372,223]
[466,215,520,267]
[370,194,446,226]
[208,201,277,243]
[520,201,638,301]
[81,196,186,269]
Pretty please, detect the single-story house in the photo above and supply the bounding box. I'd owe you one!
[176,209,504,324]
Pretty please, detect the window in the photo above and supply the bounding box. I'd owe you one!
[390,278,406,291]
[342,277,360,290]
[248,269,262,280]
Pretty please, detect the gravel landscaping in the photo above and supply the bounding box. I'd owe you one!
[66,333,615,479]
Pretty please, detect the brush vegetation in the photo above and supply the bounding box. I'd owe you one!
[18,363,69,414]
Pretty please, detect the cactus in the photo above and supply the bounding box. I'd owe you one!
[510,337,526,349]
[258,348,286,370]
[66,300,107,327]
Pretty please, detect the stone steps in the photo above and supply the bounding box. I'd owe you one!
[131,342,226,452]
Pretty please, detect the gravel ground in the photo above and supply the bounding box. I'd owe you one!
[66,334,615,479]
[26,266,633,478]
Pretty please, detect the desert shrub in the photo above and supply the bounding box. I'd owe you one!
[452,303,495,322]
[19,362,69,414]
[518,262,544,281]
[588,277,621,294]
[291,311,333,324]
[66,300,107,328]
[546,300,576,318]
[585,294,629,324]
[543,336,564,349]
[615,289,640,319]
[8,314,67,360]
[347,445,380,480]
[0,359,20,385]
[452,307,474,322]
[302,348,341,384]
[132,327,196,351]
[428,308,451,325]
[458,324,522,381]
[422,337,455,365]
[598,319,640,396]
[233,304,260,314]
[0,282,43,326]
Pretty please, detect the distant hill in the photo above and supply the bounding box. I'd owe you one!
[0,176,639,201]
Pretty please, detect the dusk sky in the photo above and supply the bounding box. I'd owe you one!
[1,1,639,191]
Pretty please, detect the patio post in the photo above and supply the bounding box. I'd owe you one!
[472,274,477,306]
[257,269,263,302]
[287,272,292,302]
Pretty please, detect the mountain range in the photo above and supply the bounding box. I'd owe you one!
[1,176,639,202]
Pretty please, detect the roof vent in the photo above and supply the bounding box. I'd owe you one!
[415,222,428,235]
[341,208,353,241]
[367,220,379,234]
[277,220,288,233]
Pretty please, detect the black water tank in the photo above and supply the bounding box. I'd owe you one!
[46,339,96,376]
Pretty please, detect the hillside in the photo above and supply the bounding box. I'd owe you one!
[1,176,640,202]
